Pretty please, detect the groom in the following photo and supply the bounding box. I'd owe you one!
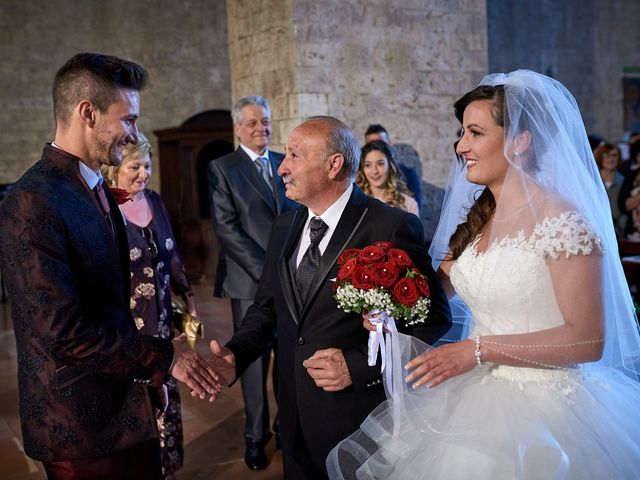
[0,53,221,478]
[210,116,452,479]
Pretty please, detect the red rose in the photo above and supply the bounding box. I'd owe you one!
[358,245,386,263]
[371,261,400,288]
[388,248,412,268]
[109,187,132,205]
[336,257,357,282]
[337,248,360,266]
[391,277,420,308]
[374,241,392,251]
[352,265,376,290]
[414,273,430,297]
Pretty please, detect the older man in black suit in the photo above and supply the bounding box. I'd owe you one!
[0,53,221,479]
[209,116,452,479]
[207,95,298,469]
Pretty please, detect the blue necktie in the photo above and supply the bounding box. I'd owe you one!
[255,157,274,194]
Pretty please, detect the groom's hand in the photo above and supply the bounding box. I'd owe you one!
[303,348,352,392]
[208,339,237,388]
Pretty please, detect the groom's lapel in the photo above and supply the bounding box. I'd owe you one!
[300,187,369,319]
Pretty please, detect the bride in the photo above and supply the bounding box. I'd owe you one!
[327,70,640,479]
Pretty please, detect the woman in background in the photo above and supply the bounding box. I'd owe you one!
[618,139,640,240]
[356,140,419,216]
[103,132,196,479]
[594,143,626,236]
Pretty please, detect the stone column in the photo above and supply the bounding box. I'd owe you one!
[226,0,487,187]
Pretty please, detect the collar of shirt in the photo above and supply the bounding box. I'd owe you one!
[240,143,271,170]
[295,183,353,267]
[78,159,103,190]
[51,141,104,190]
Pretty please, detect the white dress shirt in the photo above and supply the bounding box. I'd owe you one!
[239,143,272,177]
[51,141,104,189]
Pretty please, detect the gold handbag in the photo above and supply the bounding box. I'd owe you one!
[171,297,205,349]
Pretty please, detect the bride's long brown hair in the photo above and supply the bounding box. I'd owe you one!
[448,85,505,260]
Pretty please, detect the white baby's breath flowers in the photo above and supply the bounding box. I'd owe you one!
[334,285,429,325]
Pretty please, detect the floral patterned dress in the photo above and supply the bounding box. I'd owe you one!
[122,189,192,478]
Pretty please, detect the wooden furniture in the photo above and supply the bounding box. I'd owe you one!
[154,110,234,282]
[619,239,640,256]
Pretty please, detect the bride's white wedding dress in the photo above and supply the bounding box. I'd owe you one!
[327,211,640,479]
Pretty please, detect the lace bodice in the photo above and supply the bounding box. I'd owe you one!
[450,211,602,338]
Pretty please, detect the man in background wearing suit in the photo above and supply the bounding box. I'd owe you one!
[207,95,298,470]
[0,53,221,479]
[209,116,452,479]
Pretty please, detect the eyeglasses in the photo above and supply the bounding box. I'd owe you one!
[141,226,159,260]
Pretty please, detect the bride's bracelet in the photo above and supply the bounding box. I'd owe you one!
[474,336,483,366]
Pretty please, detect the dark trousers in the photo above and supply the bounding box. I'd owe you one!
[283,415,328,480]
[232,298,275,445]
[43,438,162,479]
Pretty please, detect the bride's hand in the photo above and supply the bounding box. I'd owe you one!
[362,311,377,332]
[404,339,477,389]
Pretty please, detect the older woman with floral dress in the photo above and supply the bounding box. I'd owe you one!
[103,132,196,479]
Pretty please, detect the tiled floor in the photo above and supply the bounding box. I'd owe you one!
[0,283,284,479]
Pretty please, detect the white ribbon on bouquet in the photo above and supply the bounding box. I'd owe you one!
[367,310,401,397]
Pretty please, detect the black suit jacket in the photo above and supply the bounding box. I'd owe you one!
[0,145,173,461]
[226,186,451,469]
[208,147,298,300]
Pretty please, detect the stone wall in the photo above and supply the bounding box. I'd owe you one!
[6,0,637,192]
[226,0,488,240]
[227,0,486,188]
[488,0,640,144]
[226,0,297,148]
[0,0,231,189]
[290,0,487,187]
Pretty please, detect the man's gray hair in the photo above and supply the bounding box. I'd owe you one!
[307,116,360,181]
[231,95,271,125]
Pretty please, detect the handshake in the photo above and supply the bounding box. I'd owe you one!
[168,334,354,400]
[169,335,237,401]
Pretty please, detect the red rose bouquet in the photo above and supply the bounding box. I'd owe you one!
[333,241,431,373]
[333,241,431,326]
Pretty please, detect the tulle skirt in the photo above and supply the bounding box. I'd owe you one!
[327,333,640,479]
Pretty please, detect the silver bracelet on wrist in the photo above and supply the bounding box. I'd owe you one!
[474,336,483,366]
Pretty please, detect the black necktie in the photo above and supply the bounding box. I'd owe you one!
[295,217,329,303]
